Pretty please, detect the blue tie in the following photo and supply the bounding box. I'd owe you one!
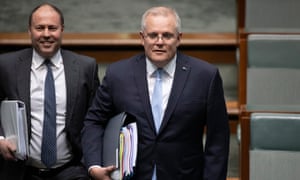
[151,68,163,132]
[41,59,57,168]
[151,69,163,180]
[151,68,163,180]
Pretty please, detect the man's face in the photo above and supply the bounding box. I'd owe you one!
[140,14,182,67]
[28,5,63,58]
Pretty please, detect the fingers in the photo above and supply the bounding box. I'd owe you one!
[106,165,117,172]
[0,139,17,161]
[89,165,117,180]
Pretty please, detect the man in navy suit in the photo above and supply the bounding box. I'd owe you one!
[0,3,99,180]
[82,6,229,180]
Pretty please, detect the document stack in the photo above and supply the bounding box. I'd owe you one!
[103,112,138,180]
[0,100,29,160]
[119,122,137,179]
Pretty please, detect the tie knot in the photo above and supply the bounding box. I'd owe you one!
[44,59,52,67]
[155,68,163,79]
[44,58,51,63]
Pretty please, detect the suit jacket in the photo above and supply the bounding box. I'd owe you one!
[0,48,99,178]
[82,52,229,180]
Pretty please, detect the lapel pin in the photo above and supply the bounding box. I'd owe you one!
[182,66,187,71]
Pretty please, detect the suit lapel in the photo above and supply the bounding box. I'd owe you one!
[159,54,190,133]
[61,50,79,127]
[133,55,157,133]
[16,49,32,135]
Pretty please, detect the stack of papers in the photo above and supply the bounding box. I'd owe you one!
[119,122,137,179]
[0,100,29,160]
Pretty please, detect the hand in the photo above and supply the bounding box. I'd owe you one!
[89,165,116,180]
[0,138,17,161]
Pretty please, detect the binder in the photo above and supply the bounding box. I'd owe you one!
[103,112,137,180]
[0,100,29,160]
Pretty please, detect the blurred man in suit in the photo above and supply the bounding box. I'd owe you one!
[0,3,99,180]
[82,6,229,180]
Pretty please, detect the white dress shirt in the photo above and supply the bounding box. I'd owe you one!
[27,49,72,168]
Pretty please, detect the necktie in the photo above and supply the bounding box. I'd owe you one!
[41,59,57,168]
[151,68,163,132]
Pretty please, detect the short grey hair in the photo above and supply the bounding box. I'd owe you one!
[141,6,181,33]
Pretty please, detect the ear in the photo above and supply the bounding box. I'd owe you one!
[28,27,31,36]
[176,33,182,47]
[177,33,182,41]
[139,31,145,45]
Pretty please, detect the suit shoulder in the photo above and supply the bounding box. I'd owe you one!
[0,48,31,60]
[104,54,143,79]
[109,53,143,68]
[180,53,218,71]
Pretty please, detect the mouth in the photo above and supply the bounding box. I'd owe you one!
[153,49,166,54]
[40,41,54,47]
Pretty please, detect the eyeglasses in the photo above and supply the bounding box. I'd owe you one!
[143,32,177,41]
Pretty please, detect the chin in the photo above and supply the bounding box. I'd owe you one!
[41,48,56,55]
[150,54,166,60]
[40,51,55,58]
[157,57,171,62]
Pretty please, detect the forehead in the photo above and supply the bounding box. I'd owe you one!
[31,5,61,24]
[144,14,177,33]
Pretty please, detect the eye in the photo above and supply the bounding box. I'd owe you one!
[147,33,158,40]
[48,26,58,31]
[35,26,44,31]
[162,33,175,40]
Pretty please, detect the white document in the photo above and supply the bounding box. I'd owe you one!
[119,122,137,178]
[0,100,28,160]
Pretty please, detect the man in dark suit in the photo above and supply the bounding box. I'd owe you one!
[82,6,229,180]
[0,3,99,180]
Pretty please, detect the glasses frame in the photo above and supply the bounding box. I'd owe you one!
[142,32,179,42]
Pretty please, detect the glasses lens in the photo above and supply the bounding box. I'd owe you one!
[145,32,175,41]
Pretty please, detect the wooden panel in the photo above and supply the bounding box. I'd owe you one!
[239,106,251,180]
[0,32,237,64]
[0,32,237,46]
[65,45,237,64]
[237,0,245,34]
[238,35,247,106]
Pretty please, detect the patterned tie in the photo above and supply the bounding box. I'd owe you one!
[41,59,57,168]
[151,68,163,132]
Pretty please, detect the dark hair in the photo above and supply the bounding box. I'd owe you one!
[28,3,64,26]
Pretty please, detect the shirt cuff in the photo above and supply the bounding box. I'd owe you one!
[88,165,102,175]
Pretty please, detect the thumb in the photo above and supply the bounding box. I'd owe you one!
[106,165,117,172]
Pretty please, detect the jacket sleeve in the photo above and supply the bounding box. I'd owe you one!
[203,70,230,180]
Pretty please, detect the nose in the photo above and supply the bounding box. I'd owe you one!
[155,35,165,44]
[157,35,164,41]
[42,28,50,37]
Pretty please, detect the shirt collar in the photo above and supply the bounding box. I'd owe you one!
[32,49,62,69]
[146,54,177,78]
